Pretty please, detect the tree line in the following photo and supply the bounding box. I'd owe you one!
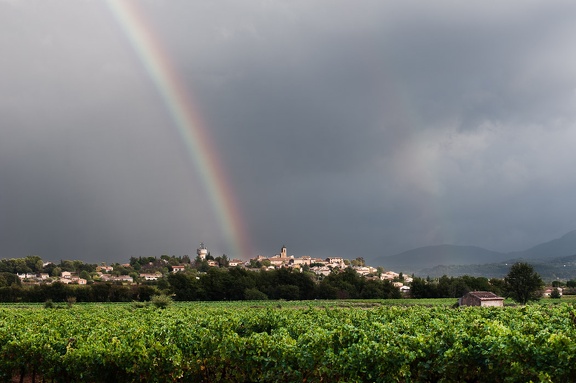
[0,255,549,304]
[168,267,401,301]
[411,262,546,304]
[0,267,401,303]
[409,275,504,299]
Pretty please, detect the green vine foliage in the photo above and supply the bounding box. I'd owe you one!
[1,303,576,382]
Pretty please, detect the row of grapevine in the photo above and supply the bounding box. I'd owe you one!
[1,303,575,382]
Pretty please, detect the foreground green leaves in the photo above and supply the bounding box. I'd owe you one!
[1,303,576,382]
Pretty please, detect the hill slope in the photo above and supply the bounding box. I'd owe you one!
[506,230,576,261]
[419,254,576,280]
[374,244,505,274]
[372,230,576,276]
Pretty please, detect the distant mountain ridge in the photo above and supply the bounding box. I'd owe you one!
[419,254,576,280]
[506,230,576,260]
[372,230,576,277]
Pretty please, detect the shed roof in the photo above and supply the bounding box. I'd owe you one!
[466,291,504,300]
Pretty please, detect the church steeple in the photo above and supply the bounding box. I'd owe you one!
[281,245,287,258]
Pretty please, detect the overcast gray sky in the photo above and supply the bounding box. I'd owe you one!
[2,0,576,265]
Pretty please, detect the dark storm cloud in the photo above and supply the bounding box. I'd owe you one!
[165,0,576,258]
[2,0,576,264]
[0,1,221,262]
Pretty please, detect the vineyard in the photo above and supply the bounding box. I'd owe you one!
[1,301,576,382]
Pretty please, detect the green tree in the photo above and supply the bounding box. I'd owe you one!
[504,262,544,304]
[410,277,439,298]
[489,278,506,296]
[351,257,365,267]
[168,273,201,301]
[360,279,401,299]
[0,272,21,288]
[25,256,43,273]
[321,268,362,299]
[248,259,262,268]
[215,254,229,268]
[276,284,300,300]
[226,268,256,300]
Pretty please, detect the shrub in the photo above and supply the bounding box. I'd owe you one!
[150,294,172,309]
[67,296,76,308]
[244,287,268,300]
[131,300,148,309]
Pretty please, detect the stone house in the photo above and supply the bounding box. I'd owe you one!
[459,291,504,307]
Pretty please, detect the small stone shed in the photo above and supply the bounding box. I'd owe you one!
[459,291,504,307]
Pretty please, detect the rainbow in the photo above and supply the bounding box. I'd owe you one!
[106,0,251,259]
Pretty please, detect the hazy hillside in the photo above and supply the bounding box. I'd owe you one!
[418,263,511,278]
[506,230,576,261]
[419,254,576,280]
[373,245,505,274]
[372,230,576,277]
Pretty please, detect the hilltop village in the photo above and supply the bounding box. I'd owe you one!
[0,243,570,303]
[9,244,412,293]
